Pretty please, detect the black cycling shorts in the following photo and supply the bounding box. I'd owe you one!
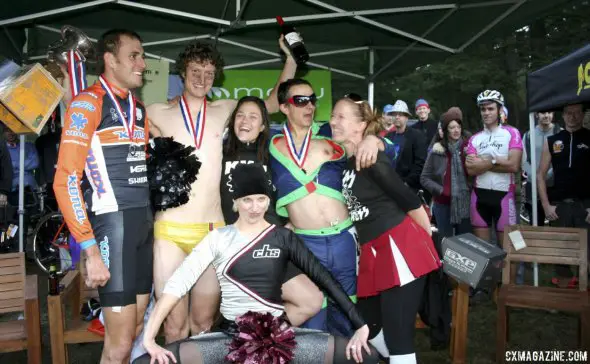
[90,206,154,307]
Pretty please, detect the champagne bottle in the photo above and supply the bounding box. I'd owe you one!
[49,264,59,295]
[276,16,309,65]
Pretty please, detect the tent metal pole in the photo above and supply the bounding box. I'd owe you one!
[528,111,539,287]
[36,25,176,63]
[461,0,521,9]
[306,63,365,79]
[0,0,115,26]
[143,35,211,47]
[299,0,456,53]
[372,46,445,52]
[457,0,526,52]
[368,48,374,108]
[310,47,369,57]
[18,136,24,253]
[236,0,241,18]
[215,37,365,79]
[117,0,232,26]
[245,4,457,26]
[225,59,281,69]
[372,7,457,80]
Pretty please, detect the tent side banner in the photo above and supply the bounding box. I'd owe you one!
[527,44,590,112]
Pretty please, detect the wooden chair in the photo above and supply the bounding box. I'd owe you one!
[0,252,42,364]
[48,257,102,364]
[497,225,590,363]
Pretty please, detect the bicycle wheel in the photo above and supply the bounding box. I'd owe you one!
[32,212,72,275]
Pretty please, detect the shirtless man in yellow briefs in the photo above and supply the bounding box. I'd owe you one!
[147,38,317,343]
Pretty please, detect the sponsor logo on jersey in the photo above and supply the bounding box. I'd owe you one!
[128,176,148,184]
[553,140,564,153]
[86,149,106,197]
[99,236,110,268]
[67,172,86,224]
[577,143,589,150]
[113,129,145,140]
[127,150,146,162]
[110,108,128,122]
[70,101,96,111]
[136,107,143,121]
[66,113,89,139]
[252,244,280,259]
[130,164,147,173]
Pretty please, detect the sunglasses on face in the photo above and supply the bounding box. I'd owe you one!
[287,94,317,107]
[344,93,363,103]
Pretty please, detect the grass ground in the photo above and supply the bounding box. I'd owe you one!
[0,262,585,364]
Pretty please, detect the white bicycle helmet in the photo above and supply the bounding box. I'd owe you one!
[476,89,505,106]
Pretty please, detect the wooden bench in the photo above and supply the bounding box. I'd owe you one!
[496,225,590,363]
[48,258,102,364]
[0,252,42,364]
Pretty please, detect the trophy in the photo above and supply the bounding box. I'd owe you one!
[47,25,97,66]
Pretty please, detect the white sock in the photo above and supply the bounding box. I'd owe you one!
[368,330,389,358]
[389,353,416,364]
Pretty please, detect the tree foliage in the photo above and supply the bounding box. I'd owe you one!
[383,0,590,133]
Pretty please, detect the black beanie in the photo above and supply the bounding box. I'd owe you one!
[231,163,271,199]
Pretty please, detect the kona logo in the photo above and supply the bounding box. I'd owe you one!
[577,61,590,96]
[86,150,106,197]
[444,249,477,274]
[67,173,86,224]
[99,236,110,268]
[252,244,280,259]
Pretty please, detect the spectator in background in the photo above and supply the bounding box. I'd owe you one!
[385,100,426,193]
[521,111,560,226]
[412,98,438,148]
[0,125,13,207]
[421,107,472,238]
[4,126,39,200]
[379,104,396,137]
[35,115,62,211]
[538,103,590,289]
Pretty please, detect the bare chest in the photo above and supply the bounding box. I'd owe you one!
[276,138,335,173]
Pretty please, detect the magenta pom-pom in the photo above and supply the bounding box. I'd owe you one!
[225,311,296,363]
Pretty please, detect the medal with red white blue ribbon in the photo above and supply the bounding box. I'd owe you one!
[180,96,206,149]
[283,123,312,172]
[99,75,136,147]
[66,50,87,98]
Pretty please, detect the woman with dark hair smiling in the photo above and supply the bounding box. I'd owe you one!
[420,107,472,239]
[219,95,324,329]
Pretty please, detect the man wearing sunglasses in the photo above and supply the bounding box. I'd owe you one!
[146,37,300,343]
[269,79,396,337]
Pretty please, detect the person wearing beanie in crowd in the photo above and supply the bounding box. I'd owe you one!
[412,99,438,150]
[379,104,397,137]
[385,100,427,193]
[420,107,472,239]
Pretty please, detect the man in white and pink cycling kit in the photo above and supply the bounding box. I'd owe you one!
[465,90,523,246]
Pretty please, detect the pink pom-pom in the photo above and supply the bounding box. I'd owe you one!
[226,311,297,363]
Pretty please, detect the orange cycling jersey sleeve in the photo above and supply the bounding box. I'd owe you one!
[53,92,101,248]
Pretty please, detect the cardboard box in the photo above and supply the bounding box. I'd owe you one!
[0,61,64,135]
[441,233,507,290]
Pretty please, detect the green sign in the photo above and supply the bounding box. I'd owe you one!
[209,70,332,122]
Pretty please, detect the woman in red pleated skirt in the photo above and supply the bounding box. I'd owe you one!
[331,95,441,364]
